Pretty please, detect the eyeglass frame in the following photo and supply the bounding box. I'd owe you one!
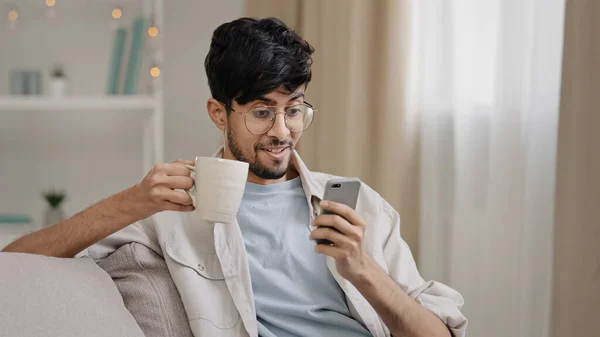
[220,101,317,135]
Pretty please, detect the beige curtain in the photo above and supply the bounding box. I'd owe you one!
[246,0,421,259]
[551,0,600,336]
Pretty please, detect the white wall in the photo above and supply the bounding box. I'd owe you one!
[163,0,244,161]
[0,0,244,227]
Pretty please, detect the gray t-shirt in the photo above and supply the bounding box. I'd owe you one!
[237,177,372,337]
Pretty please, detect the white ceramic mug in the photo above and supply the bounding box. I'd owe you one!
[184,156,249,223]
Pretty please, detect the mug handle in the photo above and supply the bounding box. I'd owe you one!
[184,165,196,201]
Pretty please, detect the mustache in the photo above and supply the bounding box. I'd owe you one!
[255,138,294,150]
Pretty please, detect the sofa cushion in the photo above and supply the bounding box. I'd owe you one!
[0,252,146,337]
[96,243,194,337]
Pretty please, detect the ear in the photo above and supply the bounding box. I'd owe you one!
[207,98,227,131]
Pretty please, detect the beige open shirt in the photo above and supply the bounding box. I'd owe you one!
[82,148,468,337]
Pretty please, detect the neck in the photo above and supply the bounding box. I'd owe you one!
[246,169,299,185]
[221,146,299,185]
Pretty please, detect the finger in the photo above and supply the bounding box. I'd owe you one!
[314,244,346,260]
[163,176,194,190]
[310,227,358,250]
[173,159,195,166]
[320,200,366,229]
[312,214,362,241]
[163,202,195,212]
[163,189,194,206]
[161,162,192,177]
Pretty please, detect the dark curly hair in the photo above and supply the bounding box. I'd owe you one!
[205,17,315,114]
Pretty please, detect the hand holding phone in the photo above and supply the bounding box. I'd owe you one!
[314,178,361,245]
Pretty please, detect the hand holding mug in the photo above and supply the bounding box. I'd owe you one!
[130,159,196,219]
[128,157,248,223]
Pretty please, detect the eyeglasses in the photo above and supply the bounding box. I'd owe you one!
[222,102,316,135]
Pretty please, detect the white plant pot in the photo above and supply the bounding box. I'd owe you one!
[49,78,68,97]
[44,207,65,227]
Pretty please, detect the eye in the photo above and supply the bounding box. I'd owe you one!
[252,108,272,119]
[286,107,302,117]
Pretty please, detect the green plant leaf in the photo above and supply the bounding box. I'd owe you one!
[42,189,66,208]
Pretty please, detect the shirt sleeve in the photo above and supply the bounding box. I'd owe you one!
[75,216,160,261]
[380,202,468,337]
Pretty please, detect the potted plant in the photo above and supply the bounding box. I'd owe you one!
[42,189,66,227]
[49,64,68,97]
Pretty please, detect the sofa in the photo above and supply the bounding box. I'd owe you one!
[0,243,195,337]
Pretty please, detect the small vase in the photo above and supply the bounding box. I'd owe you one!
[44,207,65,227]
[49,77,68,97]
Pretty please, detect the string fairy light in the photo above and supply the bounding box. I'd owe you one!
[148,24,158,37]
[6,5,18,30]
[7,8,18,21]
[150,66,160,78]
[45,0,57,19]
[111,7,122,20]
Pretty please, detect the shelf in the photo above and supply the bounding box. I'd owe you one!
[0,96,157,112]
[0,97,153,153]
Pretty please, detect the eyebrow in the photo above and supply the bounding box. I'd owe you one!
[256,92,305,105]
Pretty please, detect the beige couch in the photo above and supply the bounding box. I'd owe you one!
[0,243,194,337]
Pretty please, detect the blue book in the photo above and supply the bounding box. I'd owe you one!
[106,27,127,95]
[10,70,25,95]
[26,71,41,95]
[0,214,32,224]
[123,17,146,95]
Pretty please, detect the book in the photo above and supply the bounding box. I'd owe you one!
[123,17,146,95]
[10,70,25,95]
[106,27,127,95]
[0,214,32,224]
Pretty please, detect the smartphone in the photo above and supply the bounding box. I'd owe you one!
[315,177,362,245]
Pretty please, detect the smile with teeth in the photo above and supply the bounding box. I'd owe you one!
[263,147,287,153]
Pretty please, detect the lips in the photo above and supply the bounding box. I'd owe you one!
[262,147,288,153]
[260,146,290,159]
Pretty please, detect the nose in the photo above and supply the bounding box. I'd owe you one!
[266,113,290,139]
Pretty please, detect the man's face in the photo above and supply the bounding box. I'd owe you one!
[224,86,305,182]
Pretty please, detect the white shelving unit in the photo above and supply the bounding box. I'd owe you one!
[0,96,156,111]
[0,222,36,250]
[0,0,164,174]
[0,95,161,175]
[0,0,165,236]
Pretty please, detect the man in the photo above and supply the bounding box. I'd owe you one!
[3,18,466,337]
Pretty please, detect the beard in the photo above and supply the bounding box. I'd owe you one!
[226,124,293,180]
